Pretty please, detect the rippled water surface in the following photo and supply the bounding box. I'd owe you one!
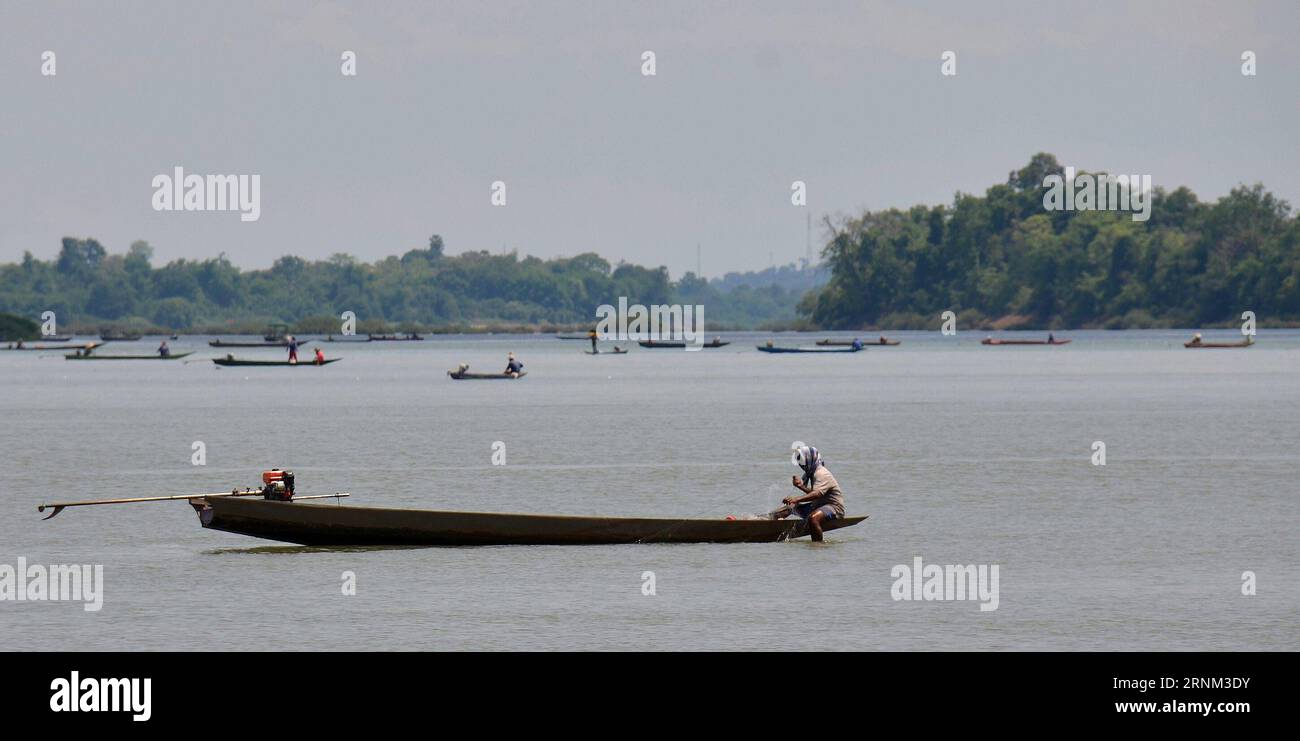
[2,330,1297,650]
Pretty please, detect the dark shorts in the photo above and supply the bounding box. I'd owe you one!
[793,503,838,521]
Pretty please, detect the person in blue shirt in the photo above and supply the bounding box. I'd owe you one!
[505,352,524,377]
[851,338,863,351]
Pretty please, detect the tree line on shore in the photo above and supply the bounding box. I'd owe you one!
[0,235,811,335]
[4,153,1296,335]
[800,153,1300,330]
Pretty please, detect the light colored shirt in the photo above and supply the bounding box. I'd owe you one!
[809,467,845,517]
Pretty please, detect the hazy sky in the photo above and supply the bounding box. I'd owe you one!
[2,1,1296,277]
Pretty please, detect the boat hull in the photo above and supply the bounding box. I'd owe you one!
[213,358,339,367]
[448,370,526,379]
[4,342,103,351]
[198,497,867,546]
[210,339,315,348]
[1184,341,1252,348]
[981,339,1071,345]
[66,352,193,360]
[758,345,861,353]
[637,341,729,348]
[817,339,897,346]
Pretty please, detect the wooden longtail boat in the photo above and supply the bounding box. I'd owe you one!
[100,332,143,342]
[1184,338,1253,348]
[40,335,73,342]
[448,369,527,379]
[638,340,730,348]
[209,339,315,348]
[36,473,866,546]
[213,357,340,367]
[817,338,899,346]
[981,338,1072,346]
[194,498,867,546]
[66,351,194,361]
[584,348,628,354]
[555,333,590,340]
[757,345,862,353]
[368,333,424,341]
[3,341,103,352]
[325,335,372,342]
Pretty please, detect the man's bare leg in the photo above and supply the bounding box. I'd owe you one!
[807,510,825,542]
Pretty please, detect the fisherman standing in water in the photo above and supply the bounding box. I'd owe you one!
[777,445,845,542]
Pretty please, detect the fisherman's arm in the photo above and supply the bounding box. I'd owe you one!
[783,476,817,504]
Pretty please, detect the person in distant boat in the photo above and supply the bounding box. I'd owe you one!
[766,340,774,348]
[853,338,864,351]
[158,340,170,357]
[1047,332,1055,344]
[287,335,299,364]
[588,328,598,354]
[1189,332,1203,346]
[505,352,523,377]
[777,445,845,543]
[314,347,326,365]
[712,336,721,346]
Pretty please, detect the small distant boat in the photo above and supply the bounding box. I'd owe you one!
[448,369,527,380]
[584,348,628,355]
[981,338,1072,346]
[40,335,73,342]
[758,344,862,354]
[3,341,103,352]
[213,357,339,367]
[817,337,898,346]
[66,351,194,361]
[209,338,314,348]
[368,333,424,341]
[263,323,290,342]
[1185,337,1253,349]
[100,332,142,342]
[325,335,373,342]
[555,333,590,340]
[638,339,730,349]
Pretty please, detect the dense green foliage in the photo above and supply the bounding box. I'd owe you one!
[0,312,39,341]
[0,235,812,331]
[801,154,1300,329]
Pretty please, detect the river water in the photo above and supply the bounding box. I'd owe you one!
[1,330,1296,650]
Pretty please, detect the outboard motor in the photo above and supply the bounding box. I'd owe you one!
[261,469,295,501]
